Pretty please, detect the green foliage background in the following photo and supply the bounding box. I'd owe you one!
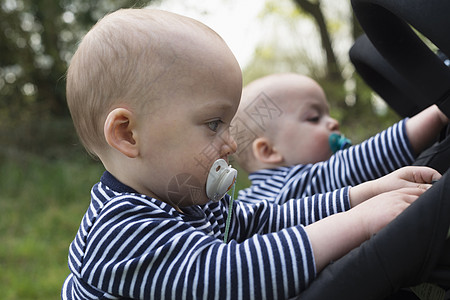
[0,0,401,298]
[0,152,104,299]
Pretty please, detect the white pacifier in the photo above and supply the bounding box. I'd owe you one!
[206,159,237,202]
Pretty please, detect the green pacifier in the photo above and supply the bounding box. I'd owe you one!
[329,133,352,154]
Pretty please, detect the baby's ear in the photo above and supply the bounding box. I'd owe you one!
[104,108,139,158]
[252,137,283,165]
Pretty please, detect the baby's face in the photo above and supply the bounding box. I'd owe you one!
[271,79,340,166]
[135,34,242,209]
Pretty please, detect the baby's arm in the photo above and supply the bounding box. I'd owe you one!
[276,119,415,204]
[306,166,441,272]
[406,104,448,155]
[305,187,422,272]
[276,105,446,204]
[348,166,440,207]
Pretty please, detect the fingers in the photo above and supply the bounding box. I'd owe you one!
[350,166,439,208]
[374,187,427,208]
[396,166,442,184]
[394,186,429,198]
[433,104,449,124]
[415,183,433,191]
[356,187,424,237]
[412,166,442,183]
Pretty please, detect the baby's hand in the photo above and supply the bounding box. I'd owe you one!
[373,166,441,194]
[349,166,441,207]
[305,180,432,271]
[435,104,449,124]
[349,186,426,239]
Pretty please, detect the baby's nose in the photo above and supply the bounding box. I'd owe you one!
[328,117,340,131]
[221,132,237,157]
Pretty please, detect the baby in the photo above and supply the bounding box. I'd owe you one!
[232,72,448,205]
[61,9,440,300]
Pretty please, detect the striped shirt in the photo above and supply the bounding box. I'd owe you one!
[238,119,415,205]
[62,171,350,299]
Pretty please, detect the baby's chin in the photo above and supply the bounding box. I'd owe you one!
[314,150,335,163]
[166,173,209,207]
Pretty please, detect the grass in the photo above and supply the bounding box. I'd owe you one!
[0,149,250,299]
[0,152,104,299]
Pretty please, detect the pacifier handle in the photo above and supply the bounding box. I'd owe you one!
[206,159,237,202]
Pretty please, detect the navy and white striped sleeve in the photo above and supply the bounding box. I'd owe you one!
[64,198,317,299]
[231,187,351,239]
[63,186,349,300]
[278,119,415,203]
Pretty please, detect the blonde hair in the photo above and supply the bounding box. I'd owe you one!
[66,8,219,156]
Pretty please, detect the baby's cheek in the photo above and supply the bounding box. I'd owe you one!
[312,134,334,161]
[166,172,208,206]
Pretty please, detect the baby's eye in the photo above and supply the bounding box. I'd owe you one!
[307,116,320,123]
[207,120,223,132]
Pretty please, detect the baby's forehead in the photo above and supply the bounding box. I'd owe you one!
[245,82,324,107]
[285,88,330,112]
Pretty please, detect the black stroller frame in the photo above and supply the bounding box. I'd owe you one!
[297,0,450,299]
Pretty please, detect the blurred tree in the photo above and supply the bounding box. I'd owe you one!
[0,0,160,158]
[0,0,400,156]
[292,0,341,81]
[0,0,156,124]
[243,0,400,142]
